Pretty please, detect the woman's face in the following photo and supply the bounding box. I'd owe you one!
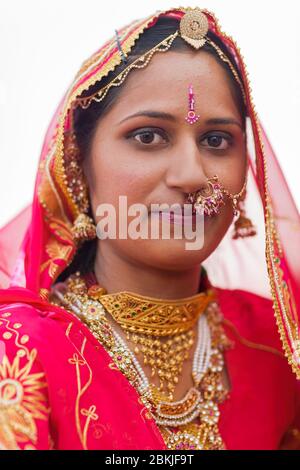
[85,49,247,271]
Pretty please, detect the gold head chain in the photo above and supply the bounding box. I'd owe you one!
[72,9,246,111]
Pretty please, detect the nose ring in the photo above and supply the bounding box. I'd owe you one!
[187,175,247,217]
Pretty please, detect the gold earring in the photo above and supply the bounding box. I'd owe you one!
[71,213,97,243]
[231,192,256,239]
[64,129,97,244]
[222,173,256,240]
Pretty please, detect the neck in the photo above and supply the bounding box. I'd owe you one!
[94,243,202,300]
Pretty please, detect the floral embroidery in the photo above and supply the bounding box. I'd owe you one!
[66,322,98,449]
[40,239,73,278]
[0,313,49,450]
[0,349,49,449]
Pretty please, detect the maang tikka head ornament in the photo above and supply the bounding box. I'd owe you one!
[185,84,200,125]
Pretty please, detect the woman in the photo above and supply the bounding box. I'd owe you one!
[0,6,300,450]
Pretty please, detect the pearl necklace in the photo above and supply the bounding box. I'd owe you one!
[112,313,211,390]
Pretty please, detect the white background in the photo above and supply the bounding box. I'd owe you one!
[0,0,299,227]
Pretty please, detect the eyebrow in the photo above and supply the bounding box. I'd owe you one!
[118,110,243,129]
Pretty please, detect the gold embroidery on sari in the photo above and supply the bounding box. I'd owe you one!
[0,318,30,358]
[81,405,99,446]
[73,21,139,83]
[0,314,49,450]
[265,201,300,378]
[38,145,69,223]
[40,289,50,301]
[40,238,73,278]
[65,322,97,450]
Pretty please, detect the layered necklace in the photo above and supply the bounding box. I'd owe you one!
[51,271,233,450]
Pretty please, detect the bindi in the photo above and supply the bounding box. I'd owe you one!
[185,84,200,125]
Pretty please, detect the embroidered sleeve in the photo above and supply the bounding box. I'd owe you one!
[0,311,52,450]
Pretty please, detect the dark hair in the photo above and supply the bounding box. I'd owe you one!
[57,16,247,282]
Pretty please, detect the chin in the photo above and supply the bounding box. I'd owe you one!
[130,237,213,271]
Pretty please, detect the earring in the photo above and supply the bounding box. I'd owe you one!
[231,193,257,239]
[219,179,257,240]
[71,213,97,243]
[64,128,97,244]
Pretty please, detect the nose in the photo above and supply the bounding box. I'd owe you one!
[165,139,208,194]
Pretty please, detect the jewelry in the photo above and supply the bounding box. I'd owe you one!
[73,32,180,110]
[223,180,247,217]
[63,129,89,215]
[63,124,97,244]
[232,196,257,239]
[179,8,209,49]
[185,84,200,125]
[187,174,247,217]
[115,29,128,64]
[91,286,214,336]
[58,272,215,400]
[90,279,215,400]
[187,175,226,217]
[50,272,233,450]
[71,213,97,244]
[73,10,246,112]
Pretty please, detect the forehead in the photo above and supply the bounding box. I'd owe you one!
[109,50,240,119]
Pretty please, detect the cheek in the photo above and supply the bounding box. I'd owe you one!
[87,144,161,208]
[204,152,247,193]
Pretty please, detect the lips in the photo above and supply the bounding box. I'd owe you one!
[150,209,198,226]
[160,212,197,225]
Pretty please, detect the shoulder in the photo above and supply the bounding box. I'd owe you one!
[0,301,61,345]
[0,299,79,366]
[0,301,57,372]
[214,286,273,315]
[0,298,100,369]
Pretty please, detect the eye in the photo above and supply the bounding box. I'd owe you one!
[127,128,168,146]
[201,133,232,150]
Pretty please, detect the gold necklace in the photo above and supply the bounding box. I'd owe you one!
[51,272,233,449]
[61,272,215,400]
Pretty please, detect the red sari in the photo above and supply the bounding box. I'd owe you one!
[0,6,300,450]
